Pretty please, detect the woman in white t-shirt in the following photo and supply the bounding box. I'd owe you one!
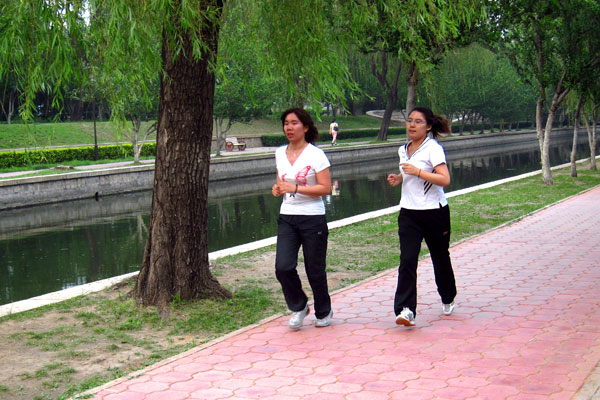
[329,119,339,145]
[387,106,457,327]
[272,108,333,330]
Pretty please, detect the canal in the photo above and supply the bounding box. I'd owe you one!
[0,137,594,305]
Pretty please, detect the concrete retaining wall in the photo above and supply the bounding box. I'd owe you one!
[0,129,581,211]
[0,165,155,211]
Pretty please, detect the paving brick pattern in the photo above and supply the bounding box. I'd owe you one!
[86,187,600,400]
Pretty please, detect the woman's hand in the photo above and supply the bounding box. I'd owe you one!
[273,174,293,197]
[400,163,420,176]
[273,168,332,198]
[276,181,295,195]
[398,163,451,187]
[272,181,296,196]
[272,183,282,197]
[387,173,402,187]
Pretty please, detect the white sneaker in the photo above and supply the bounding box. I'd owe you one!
[315,309,333,327]
[395,307,415,326]
[288,304,309,330]
[442,301,455,315]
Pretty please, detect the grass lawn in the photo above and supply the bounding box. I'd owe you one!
[0,121,157,149]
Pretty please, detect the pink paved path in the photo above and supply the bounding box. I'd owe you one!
[86,187,600,400]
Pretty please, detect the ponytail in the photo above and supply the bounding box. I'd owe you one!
[409,106,451,140]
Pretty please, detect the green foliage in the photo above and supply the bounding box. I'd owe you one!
[0,0,88,120]
[488,0,600,102]
[341,0,486,135]
[255,0,357,109]
[486,0,600,182]
[0,143,157,169]
[426,43,537,131]
[215,2,281,124]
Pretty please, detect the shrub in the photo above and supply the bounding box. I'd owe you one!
[0,143,157,169]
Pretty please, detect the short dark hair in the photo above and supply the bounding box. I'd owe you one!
[280,108,319,144]
[409,106,451,139]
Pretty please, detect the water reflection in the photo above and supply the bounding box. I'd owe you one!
[0,140,594,305]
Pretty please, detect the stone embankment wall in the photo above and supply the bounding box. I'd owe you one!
[0,129,579,211]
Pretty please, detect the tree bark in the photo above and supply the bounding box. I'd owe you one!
[541,112,554,185]
[7,92,15,124]
[405,62,418,115]
[540,72,570,185]
[591,107,598,170]
[582,104,598,170]
[135,0,231,313]
[570,98,584,177]
[0,88,16,123]
[131,118,141,163]
[371,52,402,142]
[93,101,99,161]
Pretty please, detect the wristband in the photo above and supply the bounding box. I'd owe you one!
[418,169,421,178]
[294,184,298,194]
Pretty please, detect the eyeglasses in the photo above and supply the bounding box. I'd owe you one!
[406,119,426,125]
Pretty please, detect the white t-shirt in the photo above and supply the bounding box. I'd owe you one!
[398,137,448,210]
[330,122,338,133]
[276,143,331,215]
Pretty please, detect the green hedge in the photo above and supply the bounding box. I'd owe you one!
[261,127,406,147]
[0,143,157,169]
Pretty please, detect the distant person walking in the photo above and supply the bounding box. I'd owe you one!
[387,106,457,327]
[272,108,334,330]
[329,119,339,145]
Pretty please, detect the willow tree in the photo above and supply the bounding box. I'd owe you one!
[213,1,282,157]
[426,44,535,135]
[255,0,354,111]
[0,0,231,312]
[344,0,485,141]
[0,0,354,312]
[488,0,600,184]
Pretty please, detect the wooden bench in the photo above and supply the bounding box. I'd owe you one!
[225,137,246,151]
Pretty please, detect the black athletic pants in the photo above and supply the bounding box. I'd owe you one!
[275,214,332,319]
[394,205,457,317]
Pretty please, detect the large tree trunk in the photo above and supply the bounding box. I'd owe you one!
[540,109,555,185]
[536,99,545,157]
[135,1,231,313]
[405,62,418,114]
[371,52,402,141]
[378,92,396,141]
[592,115,598,170]
[7,92,15,124]
[539,73,570,185]
[582,104,598,170]
[570,97,584,177]
[131,118,142,163]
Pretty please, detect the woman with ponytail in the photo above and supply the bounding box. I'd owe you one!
[387,106,457,327]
